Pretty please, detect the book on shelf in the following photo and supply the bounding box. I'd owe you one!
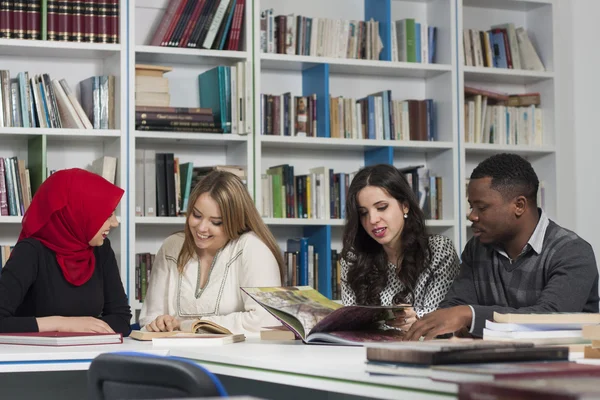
[149,0,245,50]
[365,339,569,366]
[261,11,388,61]
[0,332,123,346]
[458,376,600,400]
[463,24,544,71]
[393,18,437,63]
[79,75,116,130]
[0,245,14,268]
[430,361,600,383]
[0,157,32,217]
[135,64,172,108]
[464,86,543,146]
[0,0,119,43]
[89,156,118,185]
[240,286,408,346]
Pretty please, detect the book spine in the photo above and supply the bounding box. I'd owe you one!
[95,0,108,43]
[0,0,11,38]
[27,0,40,39]
[155,153,167,217]
[82,0,94,42]
[56,0,69,40]
[0,158,8,216]
[135,111,214,122]
[46,0,57,40]
[136,125,224,133]
[160,0,186,46]
[13,0,25,39]
[178,0,204,48]
[149,0,181,46]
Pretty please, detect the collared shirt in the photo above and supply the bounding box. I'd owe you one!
[494,208,549,262]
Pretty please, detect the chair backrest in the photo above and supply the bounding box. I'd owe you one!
[88,352,228,400]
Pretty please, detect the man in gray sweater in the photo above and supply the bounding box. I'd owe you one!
[404,153,599,340]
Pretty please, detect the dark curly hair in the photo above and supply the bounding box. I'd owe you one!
[471,153,539,204]
[341,164,430,306]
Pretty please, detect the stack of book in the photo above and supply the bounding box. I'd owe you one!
[135,64,172,108]
[0,157,32,217]
[581,325,600,359]
[135,106,220,133]
[482,312,600,348]
[79,75,116,129]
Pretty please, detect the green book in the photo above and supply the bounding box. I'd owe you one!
[27,135,47,196]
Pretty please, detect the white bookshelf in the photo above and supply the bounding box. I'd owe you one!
[0,0,128,284]
[127,0,254,315]
[0,0,562,316]
[458,0,557,248]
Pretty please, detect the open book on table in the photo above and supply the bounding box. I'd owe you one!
[130,319,245,344]
[241,286,408,346]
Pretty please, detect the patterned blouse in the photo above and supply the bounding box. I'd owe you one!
[341,235,460,318]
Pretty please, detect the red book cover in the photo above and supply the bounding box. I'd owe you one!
[12,0,25,39]
[83,0,95,42]
[0,332,123,346]
[57,0,70,41]
[70,0,84,41]
[225,0,244,50]
[160,0,187,47]
[46,0,58,40]
[0,0,13,38]
[26,0,41,40]
[149,0,181,46]
[107,0,118,43]
[95,0,108,43]
[178,0,205,48]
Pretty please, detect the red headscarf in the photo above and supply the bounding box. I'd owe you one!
[19,168,124,286]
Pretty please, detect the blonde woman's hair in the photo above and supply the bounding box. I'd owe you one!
[177,170,284,277]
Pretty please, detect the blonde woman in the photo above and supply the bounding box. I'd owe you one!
[139,171,283,334]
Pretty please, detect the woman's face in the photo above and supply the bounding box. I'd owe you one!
[88,212,119,246]
[188,193,229,256]
[357,186,408,250]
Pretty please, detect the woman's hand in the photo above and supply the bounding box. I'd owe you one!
[387,307,418,331]
[145,315,181,332]
[37,316,115,333]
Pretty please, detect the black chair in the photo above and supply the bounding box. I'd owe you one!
[88,352,228,399]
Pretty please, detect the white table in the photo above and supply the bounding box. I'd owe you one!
[170,339,458,400]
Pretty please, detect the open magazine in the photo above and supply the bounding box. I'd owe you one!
[242,286,409,346]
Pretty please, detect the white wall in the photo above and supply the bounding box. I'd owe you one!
[569,0,600,261]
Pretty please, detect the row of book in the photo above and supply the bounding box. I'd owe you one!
[261,165,355,220]
[134,252,155,302]
[150,0,245,51]
[0,70,114,129]
[401,165,443,221]
[464,86,543,145]
[392,19,437,64]
[0,157,32,217]
[260,92,436,142]
[135,106,221,134]
[261,11,383,60]
[0,245,14,269]
[133,149,245,217]
[0,0,119,43]
[463,24,544,71]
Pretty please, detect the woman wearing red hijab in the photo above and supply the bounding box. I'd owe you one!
[0,168,131,335]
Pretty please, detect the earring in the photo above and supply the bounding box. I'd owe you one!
[404,213,408,219]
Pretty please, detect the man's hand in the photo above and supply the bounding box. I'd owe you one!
[387,307,418,331]
[146,315,181,332]
[403,306,472,341]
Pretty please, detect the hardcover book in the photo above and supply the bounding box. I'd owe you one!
[241,286,408,346]
[0,332,123,346]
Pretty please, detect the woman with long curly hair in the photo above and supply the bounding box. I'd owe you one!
[341,164,459,331]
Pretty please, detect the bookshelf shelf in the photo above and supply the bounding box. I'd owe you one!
[463,66,554,84]
[135,131,248,145]
[0,128,121,140]
[260,136,455,152]
[135,216,187,225]
[135,46,248,65]
[260,53,452,78]
[462,0,552,12]
[264,218,345,227]
[0,39,121,59]
[464,143,555,156]
[0,216,22,224]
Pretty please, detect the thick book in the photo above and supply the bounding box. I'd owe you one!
[431,361,600,383]
[240,286,408,346]
[459,376,600,400]
[493,312,600,325]
[0,332,123,346]
[365,340,569,366]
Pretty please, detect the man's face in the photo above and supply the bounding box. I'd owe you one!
[467,177,516,245]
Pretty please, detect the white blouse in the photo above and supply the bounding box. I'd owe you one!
[341,235,460,317]
[139,231,281,334]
